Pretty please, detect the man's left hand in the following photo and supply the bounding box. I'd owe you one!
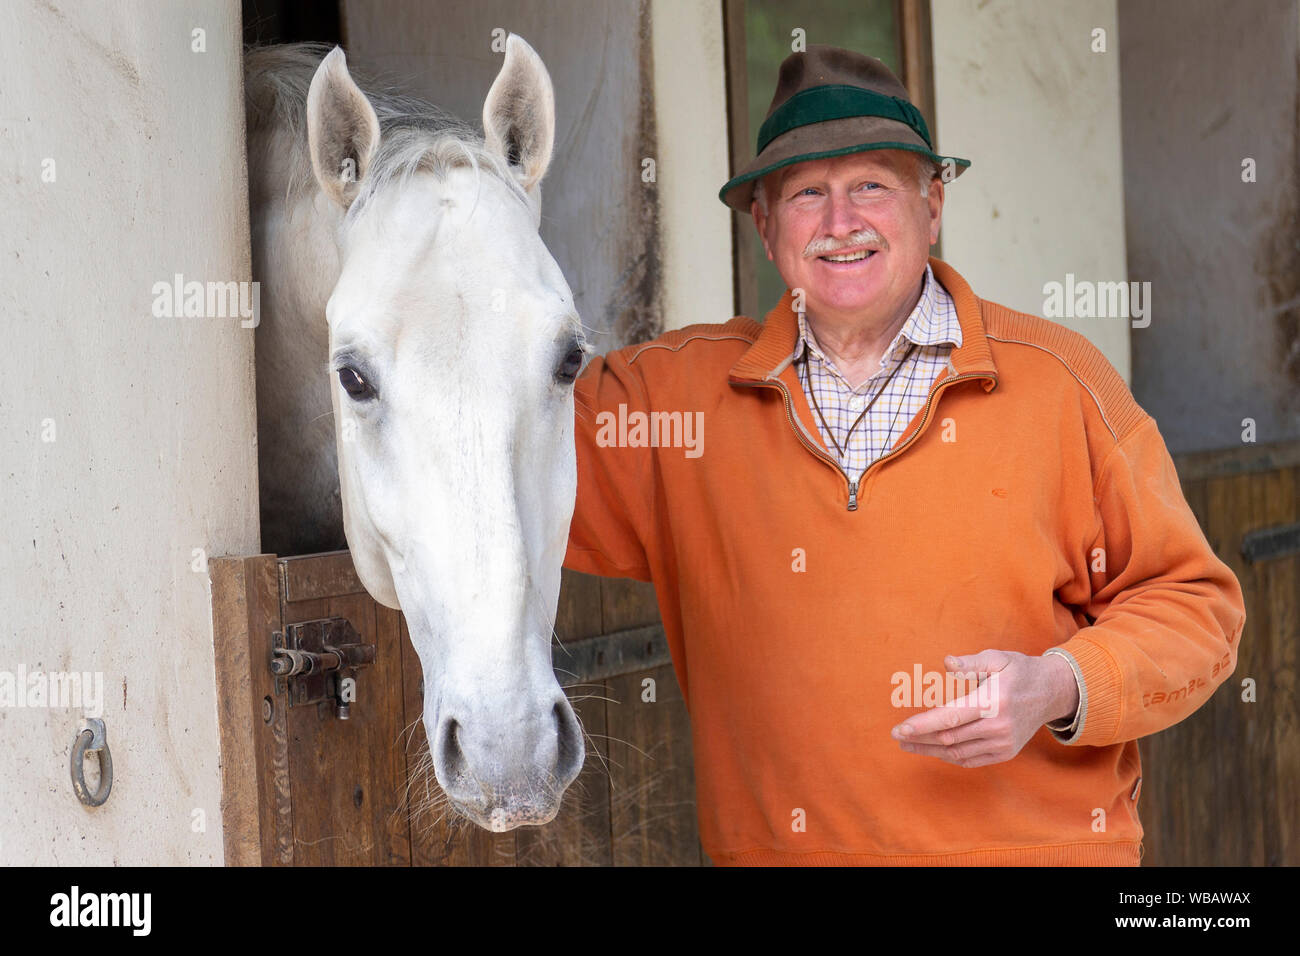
[889,650,1080,768]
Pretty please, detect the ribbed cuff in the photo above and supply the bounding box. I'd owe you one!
[1043,648,1084,743]
[1049,634,1124,747]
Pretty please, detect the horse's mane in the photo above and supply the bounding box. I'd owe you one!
[243,42,532,224]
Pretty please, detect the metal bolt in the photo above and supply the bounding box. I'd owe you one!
[261,696,273,723]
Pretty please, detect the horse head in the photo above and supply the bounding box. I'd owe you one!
[304,37,586,830]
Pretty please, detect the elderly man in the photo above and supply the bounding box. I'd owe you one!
[563,46,1245,865]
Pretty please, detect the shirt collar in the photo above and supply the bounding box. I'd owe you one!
[792,263,962,365]
[728,257,997,393]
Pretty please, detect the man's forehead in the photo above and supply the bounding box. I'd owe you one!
[776,150,914,186]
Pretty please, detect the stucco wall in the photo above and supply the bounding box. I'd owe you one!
[0,0,257,864]
[931,0,1130,380]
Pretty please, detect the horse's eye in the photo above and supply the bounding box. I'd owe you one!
[555,345,586,384]
[338,366,375,400]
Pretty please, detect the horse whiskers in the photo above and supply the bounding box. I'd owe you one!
[305,407,335,428]
[394,714,424,749]
[578,730,654,762]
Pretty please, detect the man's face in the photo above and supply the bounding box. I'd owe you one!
[752,150,943,326]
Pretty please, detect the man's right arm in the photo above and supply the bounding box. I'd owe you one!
[563,348,656,582]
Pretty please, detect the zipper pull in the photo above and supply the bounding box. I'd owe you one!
[847,480,858,511]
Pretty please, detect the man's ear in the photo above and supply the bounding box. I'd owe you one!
[751,199,774,261]
[927,179,945,245]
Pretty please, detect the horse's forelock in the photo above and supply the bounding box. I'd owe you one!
[244,43,533,228]
[344,121,535,229]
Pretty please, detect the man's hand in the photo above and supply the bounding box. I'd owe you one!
[889,650,1080,768]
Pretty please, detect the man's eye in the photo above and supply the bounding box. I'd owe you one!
[337,366,376,400]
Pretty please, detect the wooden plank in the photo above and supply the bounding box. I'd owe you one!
[1139,457,1299,865]
[210,555,271,866]
[278,555,410,865]
[601,577,702,864]
[555,624,671,686]
[246,553,293,865]
[555,568,604,643]
[375,604,412,867]
[601,577,660,633]
[897,0,940,260]
[1206,466,1271,865]
[1263,472,1299,862]
[280,549,366,602]
[1173,437,1300,483]
[723,0,759,320]
[897,1,936,142]
[607,662,701,866]
[1248,465,1297,865]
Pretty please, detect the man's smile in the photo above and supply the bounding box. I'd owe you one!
[815,247,878,267]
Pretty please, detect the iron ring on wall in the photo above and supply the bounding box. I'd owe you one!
[70,718,113,807]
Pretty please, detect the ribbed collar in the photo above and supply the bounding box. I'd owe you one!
[729,257,999,392]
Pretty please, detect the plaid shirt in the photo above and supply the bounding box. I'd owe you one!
[793,264,963,480]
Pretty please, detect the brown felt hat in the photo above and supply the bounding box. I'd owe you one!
[719,45,969,212]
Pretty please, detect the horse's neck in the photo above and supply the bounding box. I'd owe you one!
[249,121,349,554]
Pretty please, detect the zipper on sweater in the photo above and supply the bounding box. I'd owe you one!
[732,370,988,511]
[731,377,854,505]
[856,371,987,493]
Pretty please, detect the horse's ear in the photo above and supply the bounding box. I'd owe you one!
[307,47,380,209]
[482,34,555,196]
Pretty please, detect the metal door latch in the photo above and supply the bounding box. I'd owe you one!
[271,617,375,719]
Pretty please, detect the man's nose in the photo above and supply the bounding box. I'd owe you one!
[823,188,866,239]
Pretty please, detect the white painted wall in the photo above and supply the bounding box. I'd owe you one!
[931,0,1130,379]
[651,0,735,331]
[0,1,256,863]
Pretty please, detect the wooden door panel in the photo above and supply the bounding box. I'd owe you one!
[212,557,704,866]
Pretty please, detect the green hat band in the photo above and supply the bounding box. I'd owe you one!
[756,84,933,154]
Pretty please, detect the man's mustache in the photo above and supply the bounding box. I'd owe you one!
[804,229,888,258]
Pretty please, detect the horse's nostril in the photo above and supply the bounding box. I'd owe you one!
[553,698,584,784]
[438,717,467,781]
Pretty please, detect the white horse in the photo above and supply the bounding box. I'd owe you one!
[244,37,587,831]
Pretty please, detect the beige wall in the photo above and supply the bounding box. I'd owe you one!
[931,0,1130,380]
[651,0,735,331]
[0,1,256,863]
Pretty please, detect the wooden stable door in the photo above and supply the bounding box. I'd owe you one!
[1137,440,1300,866]
[210,553,706,865]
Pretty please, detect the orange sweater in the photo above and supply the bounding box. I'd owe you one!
[563,258,1246,865]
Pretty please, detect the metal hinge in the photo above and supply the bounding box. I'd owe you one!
[271,617,376,719]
